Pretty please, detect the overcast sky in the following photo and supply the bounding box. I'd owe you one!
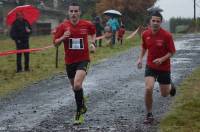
[155,0,200,20]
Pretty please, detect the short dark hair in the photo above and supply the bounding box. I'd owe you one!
[69,2,80,7]
[151,11,163,21]
[68,2,80,11]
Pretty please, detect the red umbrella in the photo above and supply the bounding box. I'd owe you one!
[6,5,40,26]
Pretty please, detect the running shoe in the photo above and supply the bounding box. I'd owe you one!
[80,105,87,114]
[73,112,84,125]
[143,113,154,124]
[80,96,88,114]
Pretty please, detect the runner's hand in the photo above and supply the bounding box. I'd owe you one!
[62,30,71,40]
[153,58,163,65]
[54,30,70,46]
[136,59,142,69]
[90,43,96,53]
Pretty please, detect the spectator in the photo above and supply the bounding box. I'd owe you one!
[106,16,120,46]
[10,12,32,73]
[94,16,104,47]
[117,25,125,45]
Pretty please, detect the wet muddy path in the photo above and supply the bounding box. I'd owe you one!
[0,34,200,132]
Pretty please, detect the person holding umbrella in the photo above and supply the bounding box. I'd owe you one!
[7,5,40,73]
[104,10,121,46]
[106,16,120,46]
[53,2,96,125]
[10,11,32,72]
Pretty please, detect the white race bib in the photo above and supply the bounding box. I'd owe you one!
[69,38,84,50]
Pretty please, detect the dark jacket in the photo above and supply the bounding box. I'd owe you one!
[10,19,32,40]
[95,23,104,36]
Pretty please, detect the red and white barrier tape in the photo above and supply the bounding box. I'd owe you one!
[0,45,54,57]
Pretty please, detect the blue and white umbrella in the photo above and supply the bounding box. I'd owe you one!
[103,9,122,17]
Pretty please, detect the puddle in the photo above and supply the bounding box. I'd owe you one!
[172,58,192,64]
[175,37,200,51]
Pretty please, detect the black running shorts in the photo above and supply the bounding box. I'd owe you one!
[66,61,90,79]
[145,65,171,84]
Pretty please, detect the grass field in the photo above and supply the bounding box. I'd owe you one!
[0,33,140,97]
[159,67,200,132]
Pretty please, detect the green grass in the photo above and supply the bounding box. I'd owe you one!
[159,67,200,132]
[0,33,141,97]
[0,34,9,40]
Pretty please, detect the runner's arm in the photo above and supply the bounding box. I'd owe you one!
[138,47,147,61]
[153,34,176,65]
[54,30,70,46]
[137,47,146,69]
[54,36,65,46]
[89,34,96,52]
[153,52,174,65]
[162,52,174,61]
[90,34,96,46]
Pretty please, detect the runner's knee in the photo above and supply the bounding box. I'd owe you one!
[145,86,153,94]
[160,89,170,97]
[160,85,171,97]
[160,92,168,97]
[74,82,82,90]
